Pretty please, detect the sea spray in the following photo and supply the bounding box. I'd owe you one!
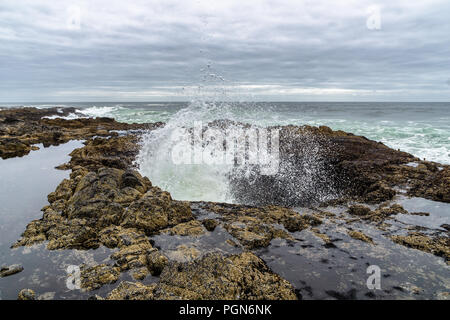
[135,101,235,202]
[135,64,281,202]
[135,63,337,205]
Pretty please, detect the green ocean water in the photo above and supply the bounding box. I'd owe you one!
[3,101,448,164]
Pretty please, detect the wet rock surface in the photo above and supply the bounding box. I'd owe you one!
[0,264,24,277]
[2,109,448,300]
[0,107,162,159]
[18,289,36,300]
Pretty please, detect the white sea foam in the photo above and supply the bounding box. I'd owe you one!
[80,106,121,118]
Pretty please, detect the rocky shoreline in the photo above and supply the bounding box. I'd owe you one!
[1,107,449,300]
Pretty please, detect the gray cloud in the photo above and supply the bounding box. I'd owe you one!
[0,0,449,102]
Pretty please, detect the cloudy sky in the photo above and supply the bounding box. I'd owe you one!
[0,0,449,102]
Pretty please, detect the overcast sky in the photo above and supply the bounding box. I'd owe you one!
[0,0,449,102]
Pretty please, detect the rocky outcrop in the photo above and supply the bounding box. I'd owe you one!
[227,124,450,205]
[18,289,36,300]
[0,264,24,277]
[6,109,449,300]
[14,166,192,249]
[0,107,162,159]
[347,230,374,244]
[107,252,297,300]
[391,233,450,263]
[193,202,321,249]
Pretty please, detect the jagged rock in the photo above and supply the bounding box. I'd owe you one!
[107,282,157,300]
[193,203,320,249]
[18,289,36,300]
[0,107,162,159]
[311,228,333,245]
[348,205,372,216]
[153,252,297,300]
[13,167,191,249]
[202,219,219,232]
[347,230,374,244]
[81,264,121,291]
[111,242,155,273]
[391,233,450,262]
[0,264,24,277]
[121,187,192,235]
[146,251,169,276]
[164,245,202,263]
[347,204,409,222]
[162,220,205,236]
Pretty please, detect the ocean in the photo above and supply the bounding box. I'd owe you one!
[2,101,449,164]
[1,102,449,300]
[1,101,449,202]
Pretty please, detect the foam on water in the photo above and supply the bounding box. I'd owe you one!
[1,101,448,165]
[135,99,237,202]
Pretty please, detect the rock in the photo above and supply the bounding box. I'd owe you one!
[13,166,191,250]
[18,289,36,300]
[409,212,430,216]
[348,205,371,216]
[196,203,319,249]
[202,219,219,232]
[107,282,157,300]
[0,107,162,160]
[162,220,205,236]
[348,204,409,222]
[363,182,396,203]
[408,166,450,203]
[111,242,155,273]
[99,226,149,249]
[347,230,374,244]
[311,228,333,245]
[164,245,202,263]
[153,252,297,300]
[81,264,121,291]
[146,251,169,276]
[121,187,193,235]
[376,204,407,215]
[0,264,24,277]
[391,232,450,262]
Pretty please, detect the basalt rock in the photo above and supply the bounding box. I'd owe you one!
[227,124,417,207]
[81,264,121,291]
[0,264,24,277]
[18,289,36,300]
[390,232,450,262]
[347,230,374,244]
[13,153,193,289]
[14,164,193,250]
[153,252,297,300]
[106,281,157,300]
[67,136,142,171]
[0,107,162,159]
[9,113,450,299]
[348,205,372,216]
[195,202,320,249]
[202,219,219,232]
[347,204,408,222]
[146,251,169,276]
[161,220,206,236]
[104,252,298,300]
